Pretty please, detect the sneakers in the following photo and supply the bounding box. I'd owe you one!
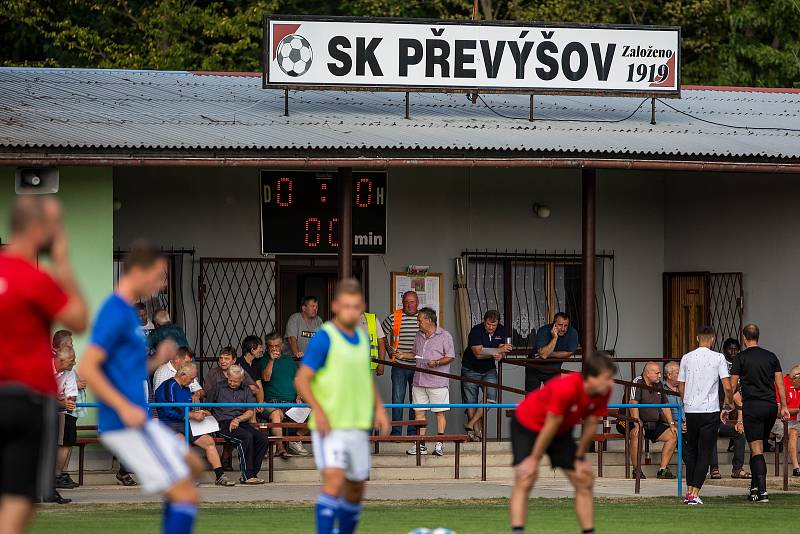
[406,445,428,455]
[215,474,236,487]
[243,477,265,485]
[632,468,647,480]
[287,441,310,456]
[793,468,800,477]
[686,494,703,506]
[55,473,78,489]
[656,468,675,479]
[115,471,138,486]
[758,492,769,503]
[433,442,445,456]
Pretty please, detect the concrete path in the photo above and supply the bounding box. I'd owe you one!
[58,478,753,504]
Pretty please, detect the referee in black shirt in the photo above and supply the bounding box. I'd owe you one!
[729,324,790,502]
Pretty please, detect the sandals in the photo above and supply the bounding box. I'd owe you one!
[710,468,722,479]
[276,448,292,460]
[731,468,751,479]
[464,424,482,442]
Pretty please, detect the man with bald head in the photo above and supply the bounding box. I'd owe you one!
[628,361,678,479]
[0,196,88,524]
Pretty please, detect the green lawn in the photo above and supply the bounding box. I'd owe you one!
[30,495,799,533]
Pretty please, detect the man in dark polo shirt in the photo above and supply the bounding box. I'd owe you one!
[209,365,268,485]
[238,335,265,413]
[461,310,511,441]
[629,362,678,479]
[0,196,87,522]
[730,324,789,502]
[526,312,579,392]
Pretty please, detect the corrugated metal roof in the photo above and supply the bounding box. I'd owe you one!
[1,67,799,160]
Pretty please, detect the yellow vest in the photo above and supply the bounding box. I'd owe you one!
[364,312,379,369]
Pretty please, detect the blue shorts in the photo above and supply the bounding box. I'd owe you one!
[461,367,498,404]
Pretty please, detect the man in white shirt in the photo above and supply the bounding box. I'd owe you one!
[678,326,734,505]
[153,346,204,401]
[54,347,79,489]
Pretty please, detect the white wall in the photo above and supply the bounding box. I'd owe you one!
[115,165,666,432]
[664,171,800,368]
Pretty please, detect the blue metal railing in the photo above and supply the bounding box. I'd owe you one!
[76,402,683,495]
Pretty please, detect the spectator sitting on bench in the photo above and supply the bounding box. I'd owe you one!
[208,365,268,485]
[628,362,678,480]
[771,365,800,476]
[203,346,259,472]
[153,346,204,401]
[259,332,310,458]
[153,362,235,487]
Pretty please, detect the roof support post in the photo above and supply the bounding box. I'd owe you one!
[405,92,410,120]
[581,167,596,364]
[650,97,656,125]
[529,95,534,122]
[338,166,353,280]
[284,89,289,117]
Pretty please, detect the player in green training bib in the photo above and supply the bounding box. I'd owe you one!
[295,278,390,534]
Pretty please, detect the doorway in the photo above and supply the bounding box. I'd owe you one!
[277,257,367,335]
[663,271,743,357]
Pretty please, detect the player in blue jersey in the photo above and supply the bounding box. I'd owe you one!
[79,242,201,534]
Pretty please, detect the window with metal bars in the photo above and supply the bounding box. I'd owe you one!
[462,250,618,352]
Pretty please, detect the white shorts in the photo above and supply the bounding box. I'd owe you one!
[311,429,371,482]
[100,419,190,494]
[412,386,450,412]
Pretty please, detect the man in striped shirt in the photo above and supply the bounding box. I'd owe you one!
[382,291,420,437]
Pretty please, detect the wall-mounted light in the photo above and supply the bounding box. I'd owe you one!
[113,199,123,211]
[533,203,551,219]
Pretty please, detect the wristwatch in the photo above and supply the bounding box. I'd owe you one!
[575,454,586,461]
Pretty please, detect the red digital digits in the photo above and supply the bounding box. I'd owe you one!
[320,182,328,204]
[304,217,320,247]
[328,218,339,248]
[276,177,293,207]
[355,177,372,208]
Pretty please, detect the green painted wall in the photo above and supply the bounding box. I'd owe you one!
[0,166,114,422]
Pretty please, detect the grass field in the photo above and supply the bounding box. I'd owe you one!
[30,495,798,533]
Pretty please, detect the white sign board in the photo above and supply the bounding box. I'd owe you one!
[263,16,680,96]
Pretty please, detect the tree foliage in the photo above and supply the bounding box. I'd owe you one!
[1,0,798,86]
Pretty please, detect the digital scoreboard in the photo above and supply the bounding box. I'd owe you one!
[260,170,387,255]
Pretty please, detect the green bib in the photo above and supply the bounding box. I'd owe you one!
[309,322,375,431]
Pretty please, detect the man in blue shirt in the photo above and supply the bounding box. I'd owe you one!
[80,242,202,534]
[461,310,512,440]
[154,362,235,487]
[525,312,579,392]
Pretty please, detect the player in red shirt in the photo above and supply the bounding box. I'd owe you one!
[509,353,616,534]
[0,196,87,532]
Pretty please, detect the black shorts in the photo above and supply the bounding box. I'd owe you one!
[0,387,57,501]
[742,400,777,444]
[644,421,671,443]
[511,416,577,470]
[57,412,77,446]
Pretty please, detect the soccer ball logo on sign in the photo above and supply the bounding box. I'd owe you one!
[276,34,312,77]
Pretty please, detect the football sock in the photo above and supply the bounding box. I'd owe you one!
[213,467,225,479]
[336,498,362,534]
[749,456,758,493]
[315,493,339,534]
[752,454,767,495]
[583,529,595,534]
[163,501,197,534]
[511,527,524,533]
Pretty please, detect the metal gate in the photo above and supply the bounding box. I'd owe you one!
[198,258,279,378]
[709,272,744,350]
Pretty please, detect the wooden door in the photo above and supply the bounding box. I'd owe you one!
[663,272,710,357]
